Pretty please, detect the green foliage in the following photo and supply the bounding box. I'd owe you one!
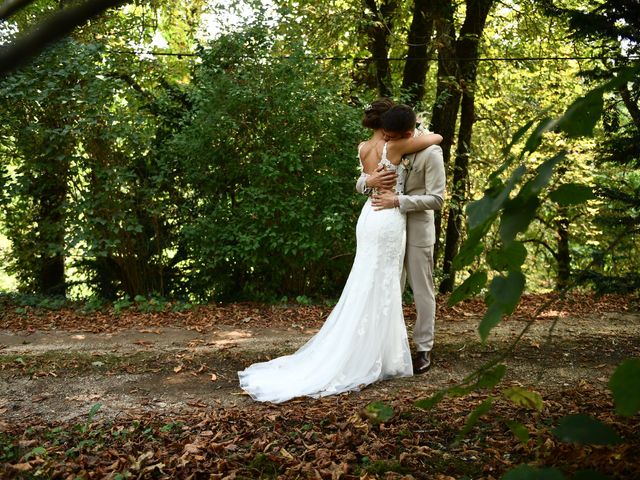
[505,420,530,445]
[134,295,168,313]
[0,292,67,310]
[454,397,494,444]
[23,446,47,460]
[414,390,447,411]
[480,272,525,342]
[542,0,640,294]
[112,295,133,315]
[81,295,106,313]
[502,465,566,480]
[450,67,639,342]
[502,387,544,412]
[448,270,487,305]
[0,37,185,299]
[553,414,622,445]
[608,358,640,417]
[362,401,395,424]
[169,25,364,300]
[572,471,611,480]
[548,183,595,206]
[474,364,508,389]
[415,364,506,411]
[486,242,527,272]
[433,66,639,479]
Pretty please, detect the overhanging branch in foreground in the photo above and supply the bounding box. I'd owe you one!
[0,0,129,77]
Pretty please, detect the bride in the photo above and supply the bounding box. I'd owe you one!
[238,99,443,403]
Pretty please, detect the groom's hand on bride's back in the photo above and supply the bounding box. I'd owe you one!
[366,165,397,190]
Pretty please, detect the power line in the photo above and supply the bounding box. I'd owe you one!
[108,49,640,63]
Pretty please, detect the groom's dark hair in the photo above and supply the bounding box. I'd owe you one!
[382,104,416,133]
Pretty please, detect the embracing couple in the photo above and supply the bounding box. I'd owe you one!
[239,99,446,403]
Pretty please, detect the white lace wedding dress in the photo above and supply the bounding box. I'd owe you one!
[238,144,412,403]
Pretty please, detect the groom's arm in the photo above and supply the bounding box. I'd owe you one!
[372,146,445,211]
[356,166,397,195]
[398,145,445,212]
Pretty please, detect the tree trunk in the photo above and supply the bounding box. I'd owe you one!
[439,0,494,293]
[428,0,460,260]
[363,0,397,97]
[439,92,473,293]
[428,0,459,164]
[401,0,435,107]
[36,170,67,296]
[556,207,571,290]
[619,84,640,131]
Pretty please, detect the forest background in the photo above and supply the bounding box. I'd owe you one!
[1,1,639,479]
[1,0,638,306]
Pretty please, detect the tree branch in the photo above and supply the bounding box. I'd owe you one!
[521,238,559,260]
[0,0,36,19]
[0,0,130,77]
[107,71,155,102]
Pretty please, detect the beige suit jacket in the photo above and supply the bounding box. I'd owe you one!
[356,144,446,246]
[398,144,445,247]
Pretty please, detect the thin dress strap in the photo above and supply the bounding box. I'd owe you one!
[357,142,366,172]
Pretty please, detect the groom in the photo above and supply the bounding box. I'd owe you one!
[356,105,446,374]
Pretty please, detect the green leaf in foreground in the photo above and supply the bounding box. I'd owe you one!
[608,358,640,417]
[502,464,565,480]
[448,364,508,397]
[479,272,525,341]
[573,470,611,480]
[415,390,446,410]
[362,401,394,424]
[448,270,487,306]
[486,241,527,272]
[502,386,543,411]
[500,118,537,159]
[454,397,493,444]
[553,414,621,445]
[467,165,527,230]
[475,364,507,389]
[505,420,530,444]
[499,194,540,245]
[549,183,595,206]
[524,117,556,154]
[87,402,102,423]
[24,446,47,460]
[554,87,605,138]
[452,233,485,270]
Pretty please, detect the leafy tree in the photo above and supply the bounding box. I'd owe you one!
[541,0,640,293]
[0,40,89,295]
[417,63,640,479]
[168,25,364,301]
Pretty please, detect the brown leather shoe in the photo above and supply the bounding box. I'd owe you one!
[413,351,432,374]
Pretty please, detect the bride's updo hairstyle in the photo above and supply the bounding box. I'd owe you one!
[362,97,395,129]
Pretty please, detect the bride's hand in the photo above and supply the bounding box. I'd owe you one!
[372,191,400,211]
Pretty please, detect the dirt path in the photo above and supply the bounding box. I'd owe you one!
[2,310,639,425]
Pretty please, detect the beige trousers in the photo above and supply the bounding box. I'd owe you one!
[402,244,435,353]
